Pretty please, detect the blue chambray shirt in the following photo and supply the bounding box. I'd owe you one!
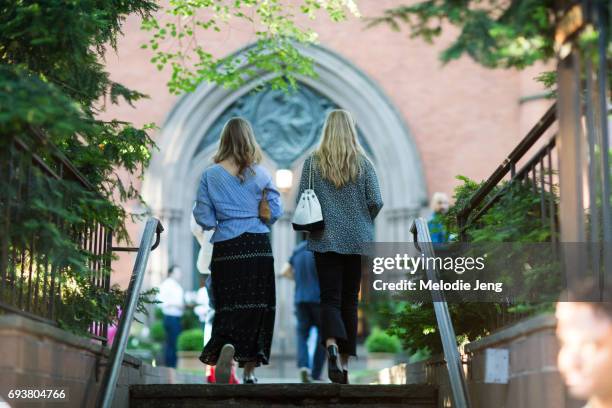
[193,163,283,243]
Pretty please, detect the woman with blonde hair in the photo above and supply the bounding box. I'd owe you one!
[193,117,283,384]
[296,109,383,383]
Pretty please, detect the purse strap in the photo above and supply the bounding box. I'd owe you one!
[308,155,313,190]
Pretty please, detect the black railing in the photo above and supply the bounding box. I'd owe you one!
[454,104,559,331]
[0,132,113,342]
[457,103,559,242]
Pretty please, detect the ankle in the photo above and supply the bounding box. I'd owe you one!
[340,354,349,370]
[325,338,337,348]
[243,363,256,376]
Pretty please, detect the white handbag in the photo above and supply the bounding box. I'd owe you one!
[292,156,324,231]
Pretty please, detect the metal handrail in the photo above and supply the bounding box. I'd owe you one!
[411,218,471,408]
[96,218,164,408]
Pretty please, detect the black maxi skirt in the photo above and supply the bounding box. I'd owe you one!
[199,232,276,368]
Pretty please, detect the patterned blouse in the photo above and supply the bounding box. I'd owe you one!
[297,154,383,255]
[193,163,283,243]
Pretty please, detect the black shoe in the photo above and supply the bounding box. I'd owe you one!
[327,345,345,384]
[343,369,349,384]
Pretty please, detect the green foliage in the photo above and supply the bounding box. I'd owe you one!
[154,307,165,321]
[362,298,407,331]
[443,176,557,243]
[369,0,611,75]
[368,0,556,69]
[141,0,360,93]
[365,328,402,354]
[181,307,200,331]
[0,0,158,334]
[127,334,162,365]
[150,321,166,342]
[388,176,558,354]
[177,328,204,352]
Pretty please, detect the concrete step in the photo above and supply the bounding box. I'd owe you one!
[130,384,437,408]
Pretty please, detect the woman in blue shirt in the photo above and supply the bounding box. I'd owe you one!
[193,117,283,384]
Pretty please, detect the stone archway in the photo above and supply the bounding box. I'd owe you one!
[142,44,428,377]
[143,44,428,291]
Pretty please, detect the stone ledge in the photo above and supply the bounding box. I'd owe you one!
[0,314,142,367]
[465,313,556,353]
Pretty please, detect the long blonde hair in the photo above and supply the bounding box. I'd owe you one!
[213,117,263,181]
[315,109,365,188]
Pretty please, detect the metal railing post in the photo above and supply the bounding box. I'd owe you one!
[411,218,471,408]
[96,218,164,408]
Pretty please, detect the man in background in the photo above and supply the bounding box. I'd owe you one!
[282,240,326,383]
[427,192,450,243]
[556,286,612,408]
[157,265,185,368]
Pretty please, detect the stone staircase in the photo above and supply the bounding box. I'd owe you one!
[130,384,437,407]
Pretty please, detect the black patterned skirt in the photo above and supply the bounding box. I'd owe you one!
[199,232,276,368]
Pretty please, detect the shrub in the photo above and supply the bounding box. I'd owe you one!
[150,321,166,342]
[154,307,164,321]
[177,329,204,352]
[365,328,402,354]
[387,176,558,354]
[181,308,200,331]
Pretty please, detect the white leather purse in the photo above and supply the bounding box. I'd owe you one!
[292,157,324,231]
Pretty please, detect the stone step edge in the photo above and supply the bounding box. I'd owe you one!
[130,384,437,400]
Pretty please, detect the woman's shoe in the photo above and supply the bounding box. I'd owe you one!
[243,373,258,384]
[343,369,349,385]
[216,344,235,384]
[327,345,345,384]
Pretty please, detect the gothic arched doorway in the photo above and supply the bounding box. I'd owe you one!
[142,43,428,377]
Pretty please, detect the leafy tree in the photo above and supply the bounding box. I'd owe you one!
[0,0,359,336]
[0,0,159,334]
[1,0,158,237]
[387,177,558,354]
[369,0,609,73]
[367,0,556,69]
[141,0,360,93]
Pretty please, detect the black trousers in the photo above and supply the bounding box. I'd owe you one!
[314,251,362,356]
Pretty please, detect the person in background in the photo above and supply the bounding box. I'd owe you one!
[157,265,185,368]
[281,240,326,383]
[427,192,450,243]
[191,212,215,339]
[194,273,210,333]
[556,286,612,408]
[297,109,383,384]
[194,117,283,384]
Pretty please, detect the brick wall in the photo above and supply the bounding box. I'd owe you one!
[381,314,585,408]
[0,315,196,408]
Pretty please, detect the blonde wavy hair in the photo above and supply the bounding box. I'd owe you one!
[213,117,263,182]
[314,109,365,188]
